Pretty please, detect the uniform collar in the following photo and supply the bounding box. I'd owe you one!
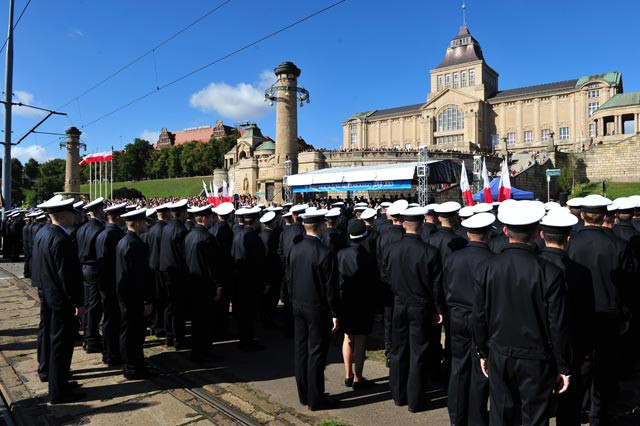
[304,234,321,242]
[466,241,490,249]
[616,222,634,228]
[403,233,421,240]
[541,246,567,257]
[501,242,535,253]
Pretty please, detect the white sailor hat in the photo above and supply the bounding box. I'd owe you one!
[387,199,409,217]
[48,195,64,203]
[325,208,341,219]
[243,206,262,218]
[425,203,439,215]
[290,204,309,214]
[155,202,172,212]
[472,203,493,213]
[169,199,189,210]
[84,197,105,211]
[282,211,293,218]
[491,201,501,208]
[497,199,518,213]
[614,197,636,212]
[355,202,368,208]
[361,208,377,221]
[36,214,47,220]
[354,206,368,212]
[188,205,213,216]
[37,197,76,213]
[407,203,420,208]
[458,206,475,218]
[234,207,249,216]
[266,206,283,212]
[283,202,294,208]
[544,201,561,211]
[121,207,147,221]
[498,200,545,227]
[566,197,584,208]
[214,202,235,216]
[380,202,392,208]
[125,204,138,211]
[26,211,40,218]
[256,203,266,209]
[305,206,318,214]
[461,212,495,232]
[435,201,461,216]
[104,202,127,216]
[401,206,428,221]
[540,209,578,229]
[331,201,345,207]
[580,194,612,213]
[146,208,157,218]
[606,200,618,213]
[260,211,276,223]
[300,208,328,224]
[628,195,640,208]
[73,201,85,211]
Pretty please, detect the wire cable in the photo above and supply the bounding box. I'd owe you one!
[0,0,33,56]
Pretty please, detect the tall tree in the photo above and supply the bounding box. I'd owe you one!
[120,138,153,181]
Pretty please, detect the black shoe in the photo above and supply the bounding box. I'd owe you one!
[352,379,371,391]
[393,399,407,407]
[105,359,123,367]
[49,391,86,405]
[123,369,157,380]
[84,345,103,354]
[386,357,391,368]
[408,404,427,413]
[344,377,354,387]
[39,375,48,383]
[174,341,190,350]
[238,342,265,352]
[65,380,81,389]
[308,398,339,411]
[165,337,175,347]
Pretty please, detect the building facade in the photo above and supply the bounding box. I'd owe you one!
[155,120,235,149]
[343,26,640,153]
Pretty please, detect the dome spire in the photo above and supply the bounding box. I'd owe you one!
[462,1,467,28]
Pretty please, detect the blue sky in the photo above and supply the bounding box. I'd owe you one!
[2,0,639,163]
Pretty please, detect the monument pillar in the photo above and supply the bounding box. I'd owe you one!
[60,126,84,198]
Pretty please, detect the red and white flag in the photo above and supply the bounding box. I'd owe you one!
[498,159,511,201]
[460,161,474,206]
[482,158,493,203]
[103,151,113,162]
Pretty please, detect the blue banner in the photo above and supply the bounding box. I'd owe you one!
[293,180,412,193]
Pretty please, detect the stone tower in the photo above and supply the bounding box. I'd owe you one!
[273,61,301,204]
[63,126,82,195]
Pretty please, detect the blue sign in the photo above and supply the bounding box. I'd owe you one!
[545,169,561,177]
[293,180,412,193]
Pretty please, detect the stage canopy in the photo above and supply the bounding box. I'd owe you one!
[287,160,458,193]
[472,178,534,201]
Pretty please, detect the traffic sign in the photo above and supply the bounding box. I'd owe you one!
[546,169,561,177]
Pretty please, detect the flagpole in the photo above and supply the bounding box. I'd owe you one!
[110,147,113,200]
[88,159,92,200]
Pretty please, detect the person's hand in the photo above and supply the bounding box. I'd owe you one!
[556,374,570,394]
[331,317,339,333]
[143,303,153,317]
[434,314,443,325]
[480,358,489,378]
[214,287,222,302]
[75,306,86,318]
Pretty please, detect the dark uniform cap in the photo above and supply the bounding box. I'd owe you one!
[348,220,367,239]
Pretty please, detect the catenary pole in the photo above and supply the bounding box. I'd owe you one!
[2,0,14,212]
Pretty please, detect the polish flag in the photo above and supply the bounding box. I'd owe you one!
[103,151,113,162]
[221,180,233,203]
[460,161,474,206]
[498,159,512,201]
[482,158,493,203]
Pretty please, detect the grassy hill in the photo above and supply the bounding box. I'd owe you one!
[570,181,640,199]
[80,176,209,198]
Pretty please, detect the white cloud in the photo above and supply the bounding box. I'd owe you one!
[13,91,46,117]
[12,145,53,163]
[189,70,275,121]
[140,129,160,143]
[68,28,84,38]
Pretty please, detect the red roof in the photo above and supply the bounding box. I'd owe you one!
[173,127,214,145]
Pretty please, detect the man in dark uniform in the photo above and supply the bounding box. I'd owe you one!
[32,197,85,404]
[631,197,640,232]
[538,209,595,426]
[210,202,235,337]
[76,197,106,354]
[377,199,408,368]
[146,203,171,337]
[567,194,636,425]
[116,208,155,380]
[321,208,347,256]
[360,208,380,257]
[444,212,494,426]
[22,213,35,278]
[231,207,266,351]
[288,208,340,411]
[384,206,443,412]
[96,203,127,366]
[373,202,391,232]
[566,197,585,236]
[159,199,190,349]
[258,211,283,327]
[185,205,222,361]
[420,204,439,240]
[474,200,570,426]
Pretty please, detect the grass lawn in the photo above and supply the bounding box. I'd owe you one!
[570,181,640,199]
[80,176,210,198]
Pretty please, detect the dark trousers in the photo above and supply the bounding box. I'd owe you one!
[47,305,76,401]
[23,251,31,278]
[390,300,433,410]
[163,270,187,345]
[151,270,166,335]
[260,278,280,323]
[190,280,213,357]
[100,286,121,364]
[36,289,50,381]
[236,281,259,345]
[293,305,330,409]
[447,310,489,426]
[118,297,146,376]
[588,313,620,426]
[82,265,103,349]
[556,351,589,426]
[488,351,554,426]
[383,295,394,359]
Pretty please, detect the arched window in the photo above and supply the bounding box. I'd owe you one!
[437,106,464,132]
[239,151,247,160]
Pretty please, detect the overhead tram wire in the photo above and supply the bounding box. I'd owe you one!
[81,0,347,130]
[56,0,233,111]
[0,0,32,56]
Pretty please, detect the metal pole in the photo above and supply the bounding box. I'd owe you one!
[99,160,102,198]
[89,159,92,199]
[2,0,14,211]
[547,175,550,203]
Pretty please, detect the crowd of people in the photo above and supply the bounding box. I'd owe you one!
[4,191,640,425]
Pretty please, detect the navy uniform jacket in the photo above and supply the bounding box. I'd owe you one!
[489,233,508,253]
[278,221,305,265]
[473,244,570,374]
[539,247,595,356]
[184,224,219,287]
[232,226,266,288]
[444,241,494,314]
[321,226,347,256]
[31,224,83,310]
[613,222,640,242]
[377,224,405,285]
[337,241,380,309]
[633,218,640,233]
[159,219,188,272]
[288,235,340,317]
[420,222,438,241]
[115,231,154,303]
[76,218,105,266]
[425,227,468,265]
[147,220,166,270]
[384,234,444,313]
[567,226,635,314]
[373,215,390,233]
[259,227,283,286]
[96,223,125,291]
[209,220,233,284]
[22,223,33,254]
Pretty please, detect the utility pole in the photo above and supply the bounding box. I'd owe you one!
[2,0,14,212]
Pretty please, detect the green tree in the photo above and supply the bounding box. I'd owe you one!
[39,158,66,178]
[23,158,40,182]
[120,138,153,181]
[147,148,169,179]
[31,175,64,203]
[180,142,199,176]
[210,135,236,169]
[558,154,577,193]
